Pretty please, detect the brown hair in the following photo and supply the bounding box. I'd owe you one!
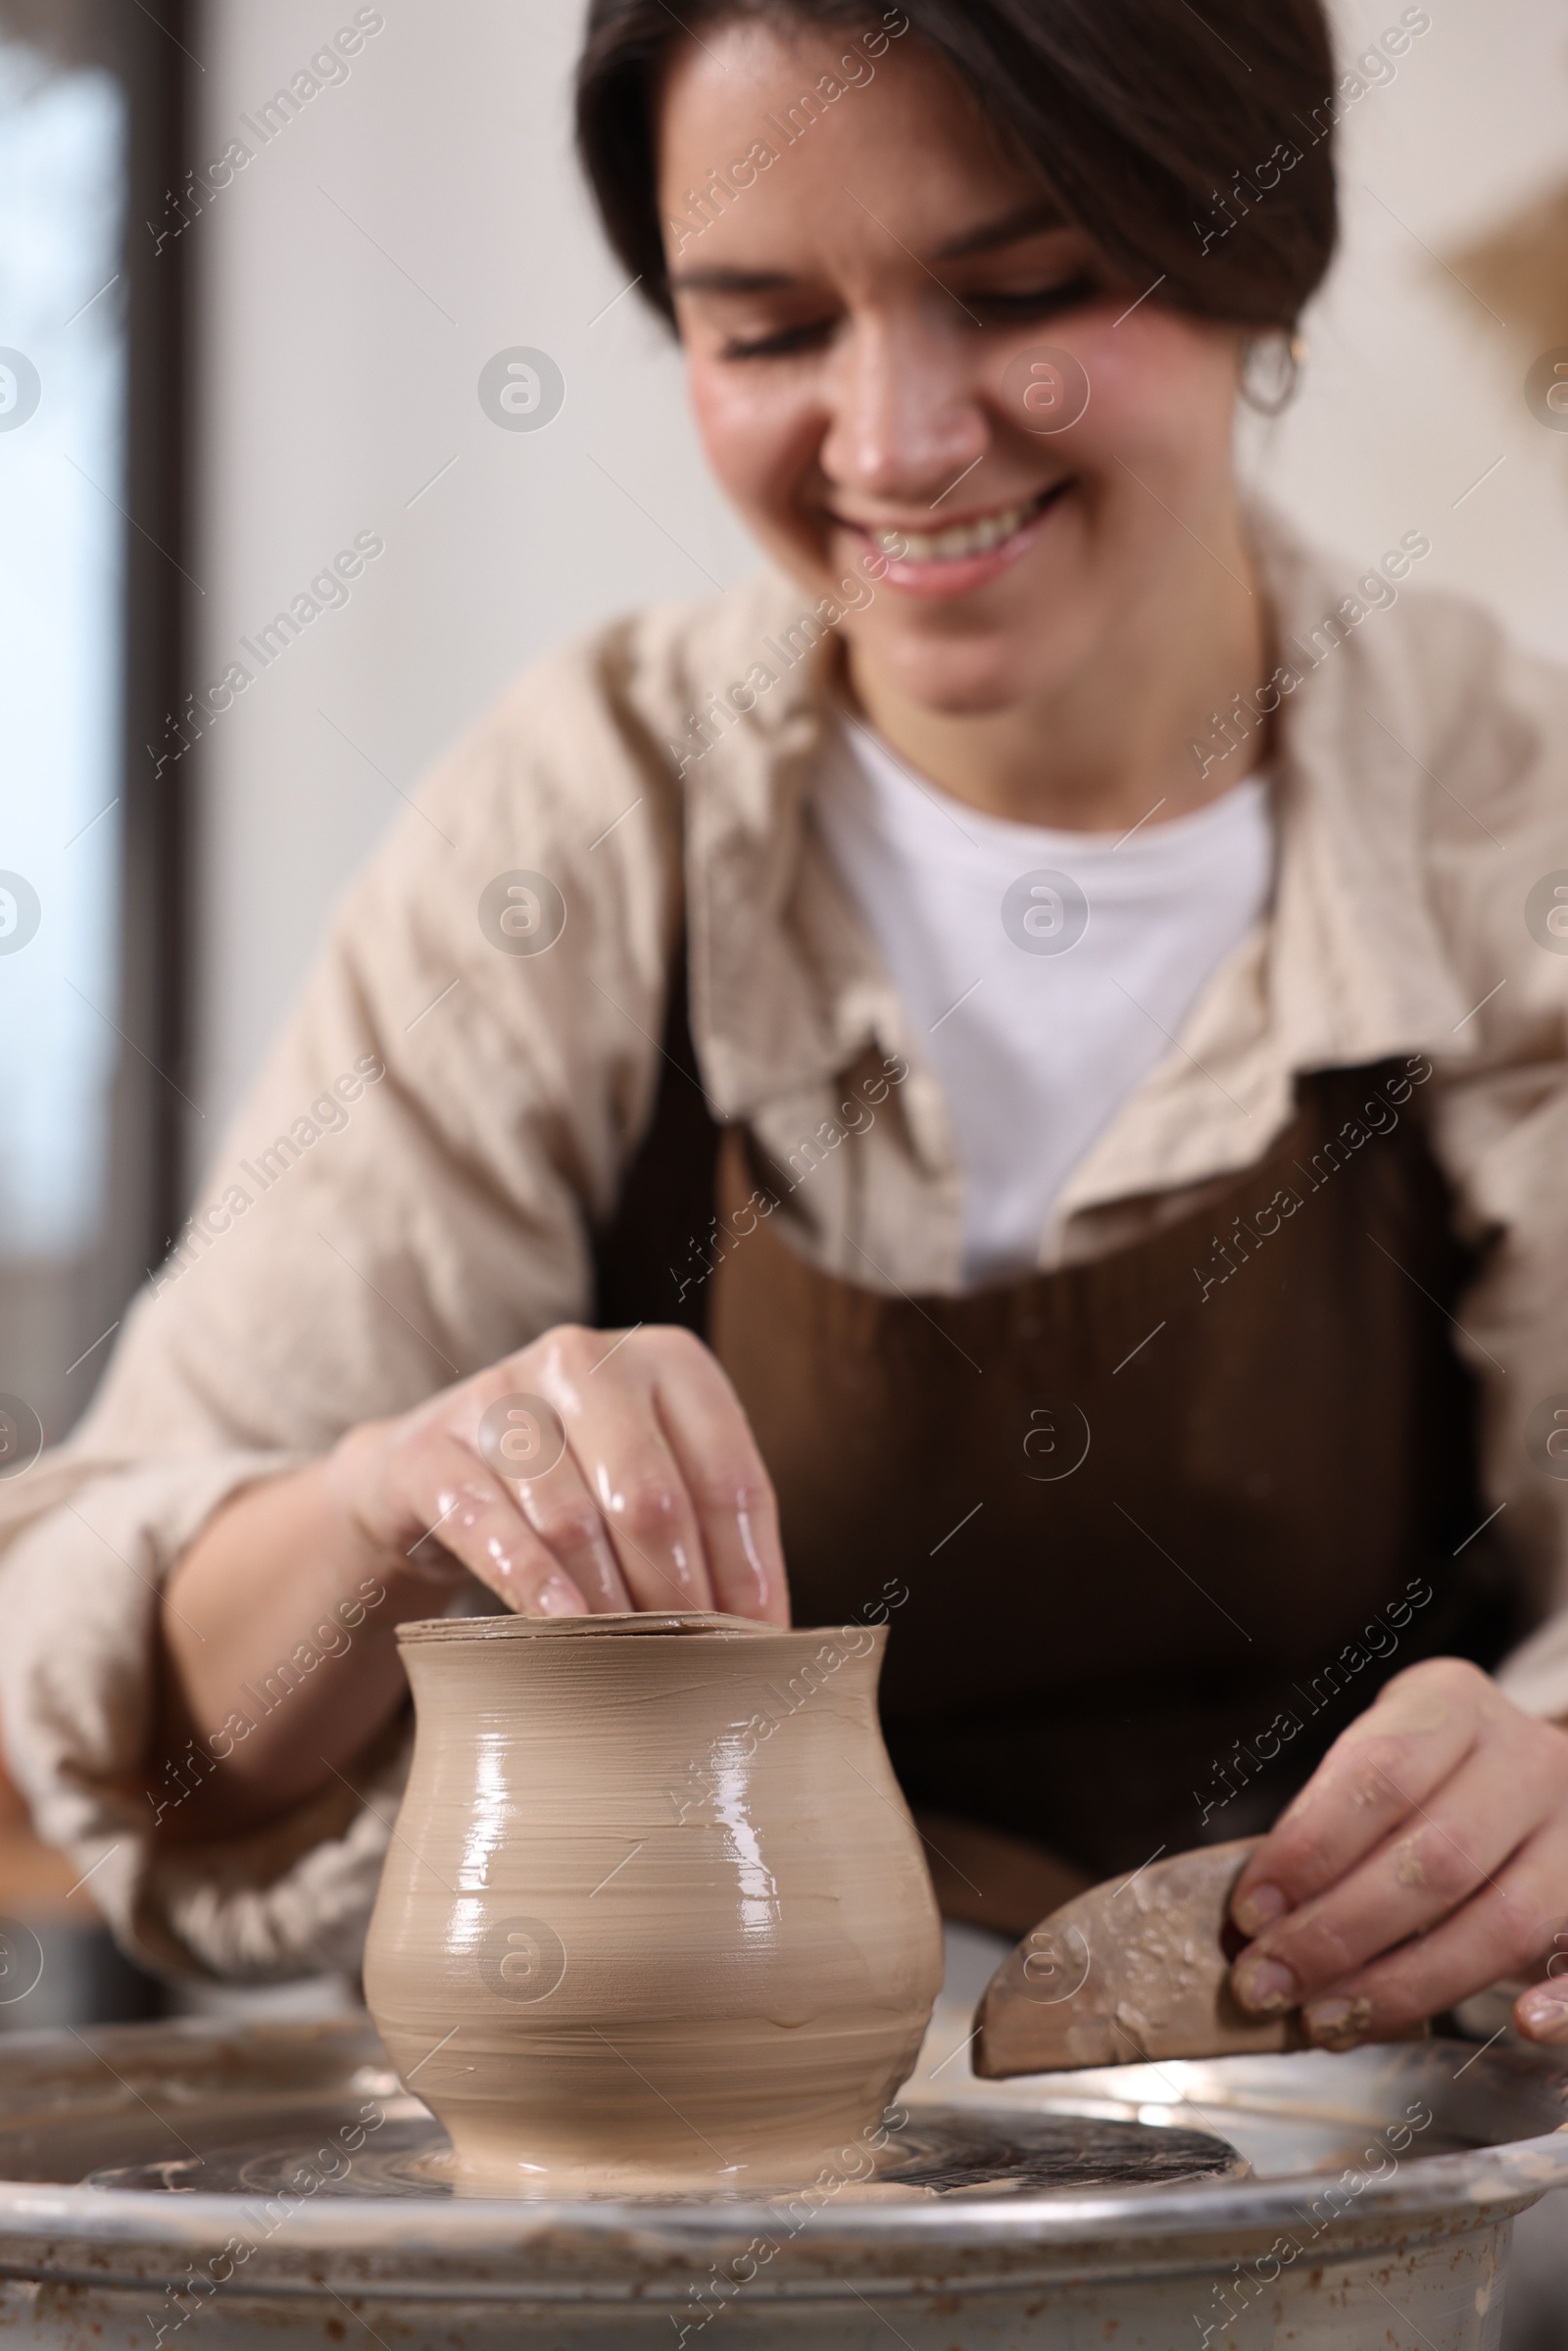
[576,0,1339,333]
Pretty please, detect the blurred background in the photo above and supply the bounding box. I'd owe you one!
[0,0,1563,2131]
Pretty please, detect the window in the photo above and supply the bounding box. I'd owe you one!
[0,0,188,1459]
[0,0,188,2025]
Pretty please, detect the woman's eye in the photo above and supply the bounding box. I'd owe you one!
[710,269,1098,360]
[968,272,1100,320]
[718,318,838,362]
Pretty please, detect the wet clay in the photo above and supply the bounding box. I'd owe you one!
[972,1838,1429,2076]
[972,1839,1300,2077]
[363,1613,944,2194]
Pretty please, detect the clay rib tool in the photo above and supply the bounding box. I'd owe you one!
[972,1836,1426,2077]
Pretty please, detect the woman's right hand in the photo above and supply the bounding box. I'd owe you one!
[324,1323,790,1625]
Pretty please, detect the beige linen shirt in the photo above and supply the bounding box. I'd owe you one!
[3,505,1567,1982]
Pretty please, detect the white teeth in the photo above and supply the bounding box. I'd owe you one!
[870,493,1046,563]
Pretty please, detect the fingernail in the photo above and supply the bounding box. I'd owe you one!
[1232,1954,1299,2015]
[1516,1984,1568,2042]
[1232,1882,1288,1936]
[1304,1994,1374,2050]
[535,1575,587,1617]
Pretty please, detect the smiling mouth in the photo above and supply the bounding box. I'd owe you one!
[836,481,1070,563]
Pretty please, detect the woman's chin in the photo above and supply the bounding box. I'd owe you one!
[853,629,1075,721]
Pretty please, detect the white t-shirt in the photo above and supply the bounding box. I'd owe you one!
[813,717,1274,1283]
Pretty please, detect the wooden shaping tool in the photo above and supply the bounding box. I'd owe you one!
[972,1836,1424,2078]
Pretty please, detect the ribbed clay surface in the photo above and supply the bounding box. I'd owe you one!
[364,1612,944,2193]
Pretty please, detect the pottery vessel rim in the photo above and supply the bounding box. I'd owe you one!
[393,1611,861,1645]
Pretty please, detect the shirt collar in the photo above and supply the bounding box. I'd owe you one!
[678,503,1480,1196]
[680,581,906,1123]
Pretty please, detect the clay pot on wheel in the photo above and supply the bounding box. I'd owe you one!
[363,1611,943,2193]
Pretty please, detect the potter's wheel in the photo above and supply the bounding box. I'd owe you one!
[85,2099,1247,2202]
[0,2003,1566,2347]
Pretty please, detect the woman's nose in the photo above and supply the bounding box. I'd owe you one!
[817,314,989,508]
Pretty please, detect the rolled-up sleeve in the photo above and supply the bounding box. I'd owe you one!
[0,1453,408,1980]
[0,614,687,1980]
[1446,1061,1568,1721]
[1426,629,1568,1721]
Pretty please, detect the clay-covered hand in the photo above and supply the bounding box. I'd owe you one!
[1226,1658,1568,2050]
[325,1323,788,1624]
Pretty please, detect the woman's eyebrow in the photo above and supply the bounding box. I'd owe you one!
[668,198,1072,293]
[668,265,799,295]
[932,198,1070,261]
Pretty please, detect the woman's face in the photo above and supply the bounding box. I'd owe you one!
[659,18,1249,717]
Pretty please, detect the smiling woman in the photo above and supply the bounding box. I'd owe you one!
[578,0,1333,811]
[3,0,1568,2095]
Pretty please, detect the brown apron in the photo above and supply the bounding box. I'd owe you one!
[593,953,1524,1925]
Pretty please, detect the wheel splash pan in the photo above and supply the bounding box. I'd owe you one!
[0,2002,1560,2304]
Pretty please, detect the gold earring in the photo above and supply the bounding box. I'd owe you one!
[1240,329,1307,416]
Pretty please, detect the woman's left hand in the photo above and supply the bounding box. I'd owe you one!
[1227,1658,1568,2049]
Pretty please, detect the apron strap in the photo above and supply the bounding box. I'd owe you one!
[590,928,720,1336]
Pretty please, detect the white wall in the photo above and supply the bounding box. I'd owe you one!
[188,0,1568,1163]
[1241,0,1568,652]
[186,0,758,1158]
